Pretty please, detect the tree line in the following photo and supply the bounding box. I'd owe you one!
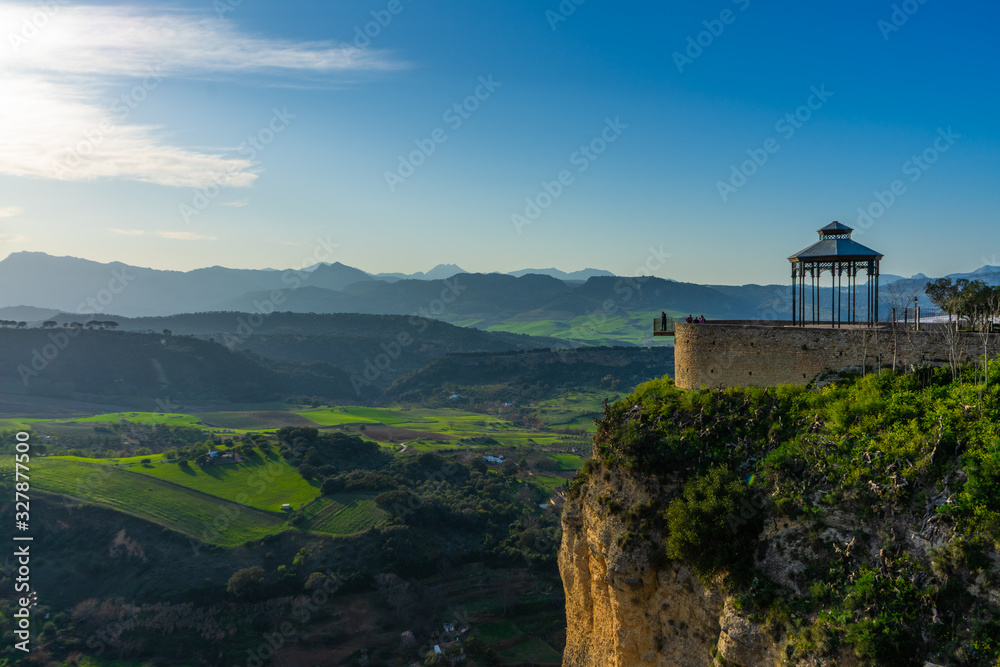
[925,278,1000,329]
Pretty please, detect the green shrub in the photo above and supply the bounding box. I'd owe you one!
[664,467,764,581]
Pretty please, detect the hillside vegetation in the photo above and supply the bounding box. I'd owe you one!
[567,364,1000,665]
[0,329,367,402]
[385,346,673,404]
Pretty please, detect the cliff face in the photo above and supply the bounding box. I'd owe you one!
[560,466,718,666]
[560,466,785,667]
[558,462,972,667]
[560,373,1000,667]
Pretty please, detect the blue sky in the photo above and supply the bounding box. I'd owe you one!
[0,0,997,285]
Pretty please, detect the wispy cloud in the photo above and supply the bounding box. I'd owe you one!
[221,200,250,207]
[0,3,406,188]
[0,206,24,218]
[108,228,217,241]
[157,231,216,241]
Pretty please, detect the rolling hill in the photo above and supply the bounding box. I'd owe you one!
[384,346,674,403]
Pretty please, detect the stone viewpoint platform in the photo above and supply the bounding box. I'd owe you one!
[673,320,997,390]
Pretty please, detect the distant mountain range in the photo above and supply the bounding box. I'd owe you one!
[307,262,613,283]
[1,251,998,331]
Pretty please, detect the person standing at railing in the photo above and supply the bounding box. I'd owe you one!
[661,311,667,331]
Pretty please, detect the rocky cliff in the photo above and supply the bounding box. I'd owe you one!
[559,372,1000,666]
[560,463,796,666]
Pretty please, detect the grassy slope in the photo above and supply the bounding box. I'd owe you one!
[13,403,590,545]
[128,450,321,512]
[31,458,286,546]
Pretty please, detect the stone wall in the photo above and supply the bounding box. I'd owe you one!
[674,321,998,390]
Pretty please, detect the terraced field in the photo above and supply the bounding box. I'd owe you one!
[31,458,287,546]
[300,494,389,535]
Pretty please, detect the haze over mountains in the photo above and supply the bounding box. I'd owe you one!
[1,251,998,324]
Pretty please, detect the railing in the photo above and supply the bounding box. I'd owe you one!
[653,316,675,335]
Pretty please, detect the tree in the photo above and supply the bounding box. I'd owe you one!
[42,320,57,328]
[304,571,327,591]
[881,280,922,371]
[321,476,344,495]
[968,285,1000,401]
[925,278,989,379]
[374,572,413,621]
[501,460,518,477]
[226,566,265,600]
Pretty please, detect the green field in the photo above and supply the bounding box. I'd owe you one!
[294,406,413,426]
[300,494,389,535]
[497,636,563,664]
[71,411,206,426]
[55,453,170,465]
[0,418,38,430]
[8,402,587,547]
[550,453,586,470]
[128,449,321,512]
[476,619,523,643]
[531,389,609,432]
[31,458,287,546]
[391,408,566,448]
[530,475,567,495]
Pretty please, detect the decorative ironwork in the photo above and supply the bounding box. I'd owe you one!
[788,222,884,327]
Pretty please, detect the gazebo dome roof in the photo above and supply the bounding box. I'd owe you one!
[788,221,883,262]
[818,221,853,236]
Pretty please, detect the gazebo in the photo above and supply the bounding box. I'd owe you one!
[789,222,883,326]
